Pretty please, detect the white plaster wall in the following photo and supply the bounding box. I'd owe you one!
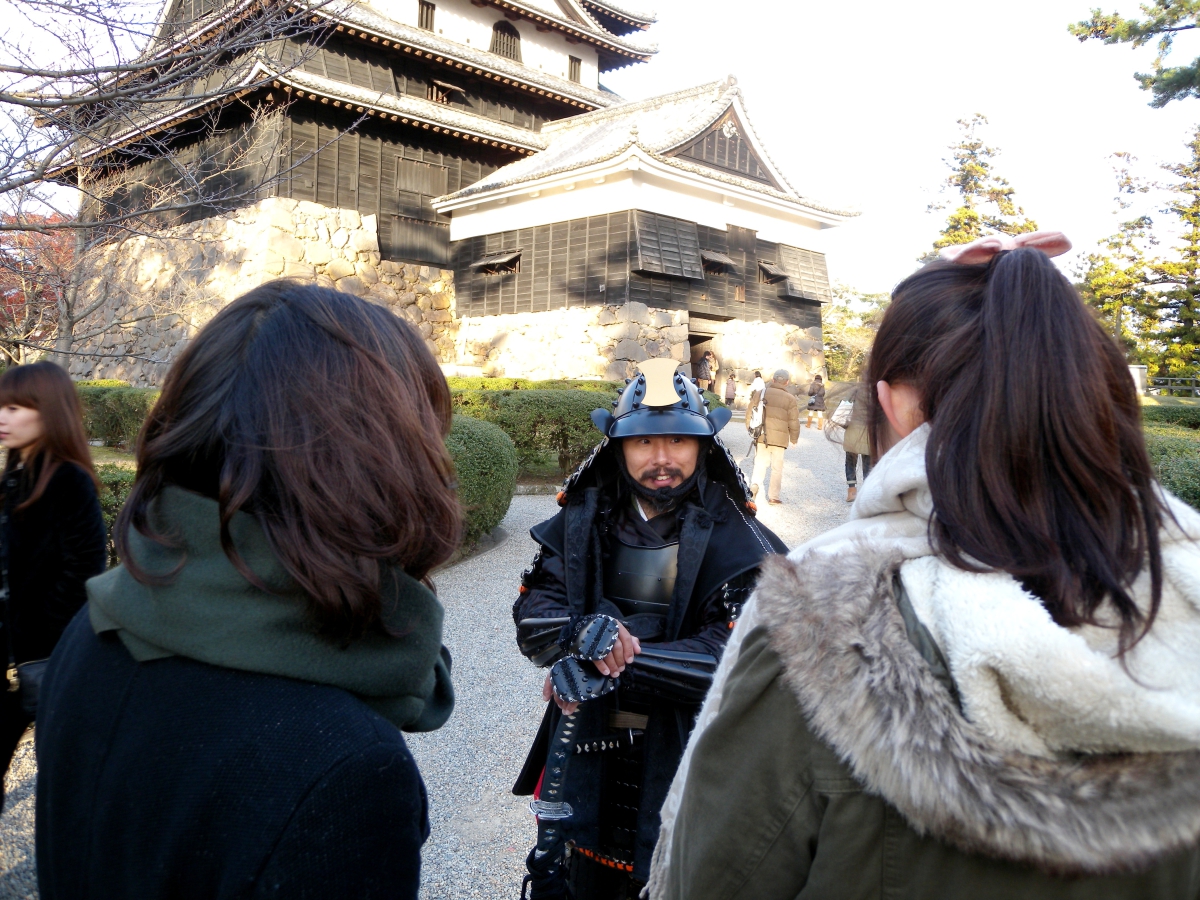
[446,164,830,249]
[367,0,599,86]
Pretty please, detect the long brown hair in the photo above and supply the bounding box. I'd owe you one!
[868,248,1165,655]
[117,280,462,639]
[0,361,98,511]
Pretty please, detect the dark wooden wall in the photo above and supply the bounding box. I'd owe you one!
[280,105,510,266]
[92,108,279,233]
[452,210,825,329]
[278,36,561,132]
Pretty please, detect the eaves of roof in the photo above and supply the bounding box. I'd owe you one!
[436,141,858,221]
[272,66,547,152]
[581,0,657,27]
[324,5,621,110]
[465,0,656,60]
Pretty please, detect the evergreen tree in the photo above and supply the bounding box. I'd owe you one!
[1070,2,1200,107]
[927,115,1038,258]
[823,285,890,381]
[1151,126,1200,374]
[1075,153,1159,363]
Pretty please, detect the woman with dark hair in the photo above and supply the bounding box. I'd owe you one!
[648,233,1200,900]
[0,362,104,806]
[36,282,460,900]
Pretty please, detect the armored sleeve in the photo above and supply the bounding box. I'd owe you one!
[513,546,573,667]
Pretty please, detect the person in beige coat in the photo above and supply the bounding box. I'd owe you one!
[748,369,800,505]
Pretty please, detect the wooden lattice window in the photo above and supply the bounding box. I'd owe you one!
[490,21,522,62]
[427,82,451,104]
[418,0,435,30]
[568,56,581,83]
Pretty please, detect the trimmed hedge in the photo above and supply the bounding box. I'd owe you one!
[1142,405,1200,430]
[95,463,136,567]
[1145,424,1200,510]
[447,376,622,394]
[452,388,614,474]
[78,386,159,448]
[77,379,132,388]
[447,414,519,545]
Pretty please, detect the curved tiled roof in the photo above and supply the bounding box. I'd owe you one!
[436,78,857,219]
[581,0,657,26]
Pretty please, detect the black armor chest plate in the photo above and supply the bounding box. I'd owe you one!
[603,539,679,617]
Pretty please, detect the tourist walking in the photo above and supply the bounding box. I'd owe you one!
[843,385,872,503]
[36,283,457,900]
[695,350,718,392]
[723,372,736,407]
[649,232,1200,900]
[0,362,105,809]
[805,373,825,428]
[749,369,800,505]
[513,357,785,900]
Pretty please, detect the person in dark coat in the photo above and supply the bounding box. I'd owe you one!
[0,361,105,808]
[36,282,459,900]
[805,373,826,428]
[512,357,786,900]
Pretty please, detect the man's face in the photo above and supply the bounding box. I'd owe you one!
[622,435,701,491]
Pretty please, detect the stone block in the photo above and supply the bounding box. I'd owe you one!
[380,260,400,275]
[336,276,366,297]
[282,261,315,279]
[355,262,379,285]
[400,291,418,306]
[264,203,295,231]
[370,283,399,304]
[305,243,332,266]
[402,305,422,324]
[331,228,349,249]
[316,273,336,289]
[652,311,673,327]
[665,324,689,343]
[339,208,362,231]
[431,291,451,310]
[625,301,650,326]
[614,339,648,362]
[417,296,432,311]
[274,233,307,263]
[605,360,632,382]
[325,258,355,280]
[670,341,688,361]
[419,322,434,339]
[296,200,327,220]
[598,307,617,326]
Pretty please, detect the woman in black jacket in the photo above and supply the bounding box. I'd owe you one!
[37,282,461,900]
[0,361,105,807]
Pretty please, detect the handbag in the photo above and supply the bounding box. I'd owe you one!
[807,395,817,409]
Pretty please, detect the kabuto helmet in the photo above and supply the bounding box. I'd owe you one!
[589,357,733,439]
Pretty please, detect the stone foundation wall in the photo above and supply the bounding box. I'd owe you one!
[68,198,456,386]
[452,301,689,382]
[68,198,826,393]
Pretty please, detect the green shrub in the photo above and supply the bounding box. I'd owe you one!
[76,379,132,388]
[452,388,614,474]
[95,463,137,567]
[1146,425,1200,509]
[78,386,160,447]
[1142,405,1200,430]
[446,376,622,394]
[446,414,518,545]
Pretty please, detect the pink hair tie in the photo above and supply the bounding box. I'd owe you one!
[940,231,1072,265]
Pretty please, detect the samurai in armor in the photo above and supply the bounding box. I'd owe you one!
[513,357,786,899]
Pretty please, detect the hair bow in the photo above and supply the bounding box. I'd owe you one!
[940,231,1072,265]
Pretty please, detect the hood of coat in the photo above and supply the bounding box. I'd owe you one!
[754,549,1200,874]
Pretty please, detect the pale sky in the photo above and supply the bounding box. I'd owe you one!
[601,0,1200,295]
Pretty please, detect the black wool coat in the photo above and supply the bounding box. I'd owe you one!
[36,612,430,900]
[2,460,105,663]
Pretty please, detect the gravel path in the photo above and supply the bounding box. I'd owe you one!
[0,420,853,899]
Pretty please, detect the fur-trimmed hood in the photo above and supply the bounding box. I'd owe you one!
[754,549,1200,875]
[647,424,1200,895]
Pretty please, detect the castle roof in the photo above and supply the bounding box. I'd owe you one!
[435,77,856,220]
[581,0,657,28]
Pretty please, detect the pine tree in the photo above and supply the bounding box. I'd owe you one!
[1075,153,1159,362]
[926,115,1038,258]
[1151,126,1200,375]
[1070,2,1200,107]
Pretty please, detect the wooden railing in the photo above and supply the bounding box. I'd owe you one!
[1150,377,1200,397]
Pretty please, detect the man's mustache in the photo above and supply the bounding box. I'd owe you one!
[639,466,684,482]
